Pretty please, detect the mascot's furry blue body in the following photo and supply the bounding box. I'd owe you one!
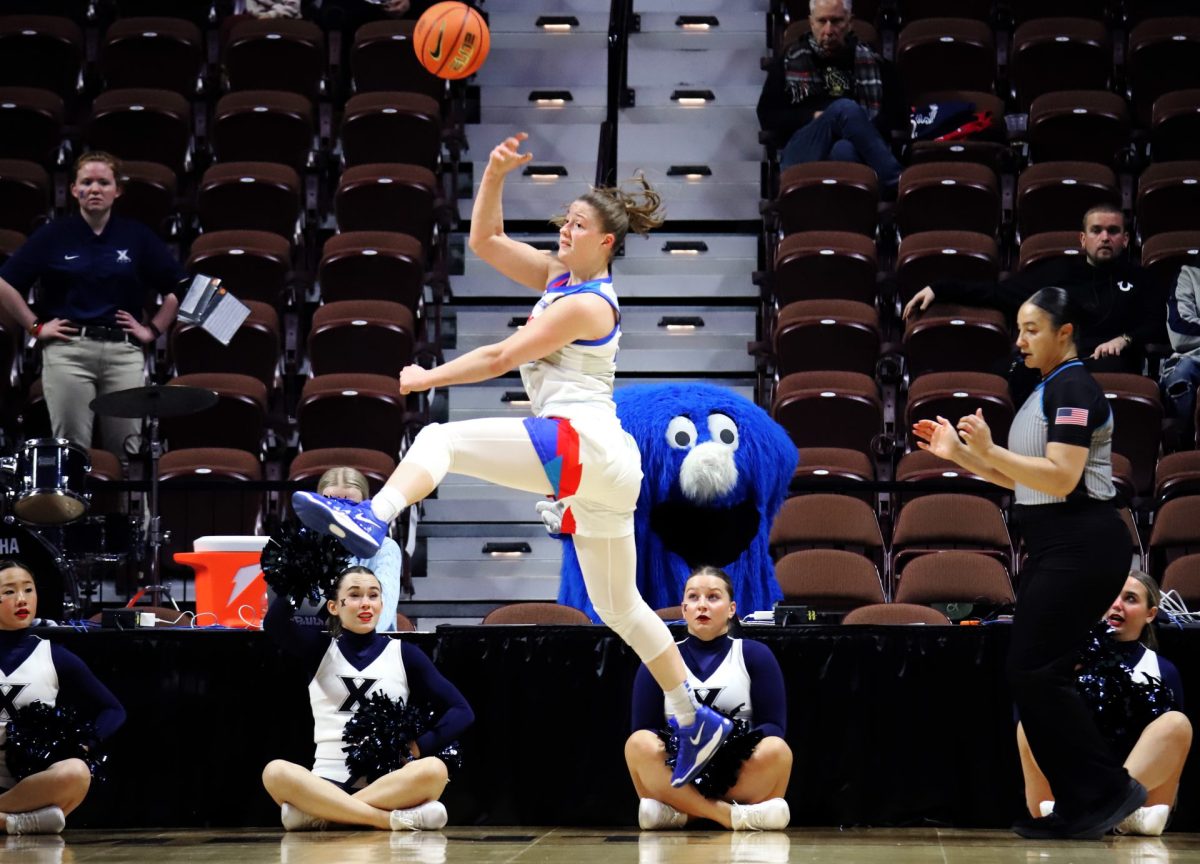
[558,383,797,618]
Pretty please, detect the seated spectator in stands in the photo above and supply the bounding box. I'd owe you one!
[625,567,792,832]
[245,0,302,17]
[0,152,184,458]
[1161,264,1200,443]
[903,204,1167,376]
[262,565,472,831]
[316,466,402,633]
[0,560,126,835]
[756,0,904,186]
[1018,571,1190,836]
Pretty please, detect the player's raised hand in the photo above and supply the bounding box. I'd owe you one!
[488,132,534,177]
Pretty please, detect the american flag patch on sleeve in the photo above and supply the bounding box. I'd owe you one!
[1055,407,1089,426]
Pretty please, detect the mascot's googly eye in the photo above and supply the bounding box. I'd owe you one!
[707,413,739,450]
[666,416,698,450]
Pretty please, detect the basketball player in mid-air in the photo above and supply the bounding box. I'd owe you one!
[293,132,732,786]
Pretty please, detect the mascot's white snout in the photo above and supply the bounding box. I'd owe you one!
[679,441,738,504]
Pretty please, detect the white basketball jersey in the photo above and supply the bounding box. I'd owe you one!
[667,638,753,722]
[519,274,621,423]
[0,638,59,788]
[309,639,409,784]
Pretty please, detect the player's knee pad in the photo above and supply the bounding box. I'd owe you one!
[404,422,453,483]
[591,598,674,663]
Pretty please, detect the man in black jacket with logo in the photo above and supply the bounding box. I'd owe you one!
[903,204,1167,376]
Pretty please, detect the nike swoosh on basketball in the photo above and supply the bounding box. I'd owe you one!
[429,25,445,60]
[689,722,706,745]
[64,255,79,260]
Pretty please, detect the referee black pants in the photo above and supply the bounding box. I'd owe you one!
[1009,500,1134,820]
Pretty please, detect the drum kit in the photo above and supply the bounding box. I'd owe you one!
[0,384,218,620]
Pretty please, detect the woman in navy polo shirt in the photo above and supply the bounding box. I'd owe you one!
[0,152,185,456]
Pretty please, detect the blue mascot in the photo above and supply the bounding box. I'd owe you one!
[555,383,798,619]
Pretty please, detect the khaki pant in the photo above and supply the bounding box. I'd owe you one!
[41,337,145,455]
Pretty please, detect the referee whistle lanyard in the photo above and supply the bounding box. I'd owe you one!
[1035,359,1084,391]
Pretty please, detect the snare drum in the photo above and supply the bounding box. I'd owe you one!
[0,519,71,621]
[12,439,91,525]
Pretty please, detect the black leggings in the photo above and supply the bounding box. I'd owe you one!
[1008,500,1133,819]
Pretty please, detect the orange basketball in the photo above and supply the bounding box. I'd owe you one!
[413,1,490,81]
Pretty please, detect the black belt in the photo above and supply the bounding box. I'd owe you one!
[77,325,139,345]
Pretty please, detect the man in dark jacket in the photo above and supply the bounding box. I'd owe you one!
[756,0,905,184]
[902,204,1167,375]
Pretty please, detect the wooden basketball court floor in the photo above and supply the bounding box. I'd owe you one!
[6,827,1196,864]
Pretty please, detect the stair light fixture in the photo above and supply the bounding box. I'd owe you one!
[502,390,531,407]
[662,240,709,255]
[676,15,719,30]
[523,164,567,181]
[667,164,712,181]
[483,541,532,557]
[529,89,573,107]
[671,89,715,106]
[536,15,578,31]
[658,315,705,331]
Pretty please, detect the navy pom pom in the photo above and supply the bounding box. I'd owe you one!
[5,701,103,782]
[260,521,350,607]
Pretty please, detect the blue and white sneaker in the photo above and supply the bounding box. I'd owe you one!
[669,704,732,788]
[292,491,388,558]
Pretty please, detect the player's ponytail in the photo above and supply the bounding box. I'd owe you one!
[553,175,666,260]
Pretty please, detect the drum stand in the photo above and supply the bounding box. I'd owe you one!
[141,414,170,606]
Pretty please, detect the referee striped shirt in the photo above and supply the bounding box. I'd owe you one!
[1008,359,1116,505]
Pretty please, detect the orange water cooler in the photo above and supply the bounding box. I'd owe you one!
[174,536,270,628]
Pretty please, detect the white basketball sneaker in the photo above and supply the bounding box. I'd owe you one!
[390,801,448,831]
[730,798,791,831]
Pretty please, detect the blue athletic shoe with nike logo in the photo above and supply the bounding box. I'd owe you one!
[291,491,388,558]
[669,704,733,788]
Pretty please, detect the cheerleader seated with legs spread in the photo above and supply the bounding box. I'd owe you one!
[625,567,792,831]
[0,560,126,835]
[293,132,732,786]
[262,565,473,831]
[1019,571,1192,836]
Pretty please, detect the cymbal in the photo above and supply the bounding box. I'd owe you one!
[90,385,219,419]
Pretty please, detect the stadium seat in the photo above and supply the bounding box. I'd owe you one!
[896,0,991,21]
[768,493,885,563]
[113,160,177,235]
[1093,372,1164,496]
[1140,230,1200,289]
[895,231,1000,304]
[893,550,1015,607]
[906,90,1006,171]
[1010,18,1111,110]
[894,449,994,504]
[197,162,302,237]
[224,18,325,98]
[1137,161,1200,241]
[171,300,280,389]
[771,231,878,306]
[1162,553,1200,606]
[1151,90,1200,162]
[318,231,425,310]
[773,299,880,376]
[841,602,952,625]
[1111,452,1137,504]
[87,88,192,172]
[482,603,592,625]
[1016,161,1120,240]
[211,90,314,172]
[100,17,203,95]
[334,163,438,243]
[896,19,995,103]
[896,162,999,238]
[905,371,1014,448]
[307,300,416,379]
[902,303,1010,377]
[772,371,884,455]
[287,447,397,497]
[340,92,442,170]
[1149,496,1200,577]
[0,228,24,267]
[158,447,263,573]
[1128,17,1200,127]
[773,548,885,612]
[1155,450,1200,503]
[351,20,445,101]
[774,162,879,236]
[298,373,406,456]
[0,159,50,234]
[793,447,875,500]
[161,373,268,453]
[1027,91,1130,166]
[1017,230,1085,272]
[1009,0,1105,22]
[0,15,82,95]
[186,230,292,306]
[891,493,1013,580]
[0,87,63,164]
